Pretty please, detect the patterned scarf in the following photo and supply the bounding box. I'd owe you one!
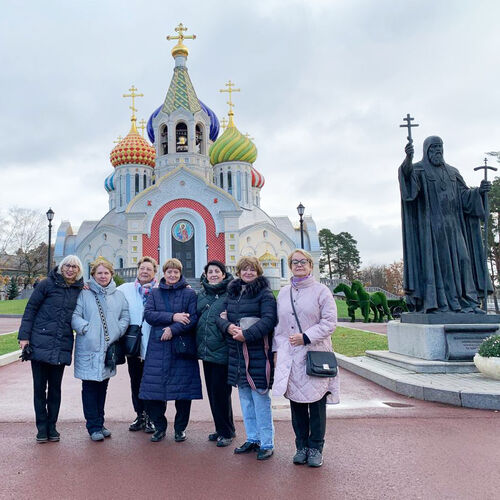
[291,274,312,287]
[135,278,158,304]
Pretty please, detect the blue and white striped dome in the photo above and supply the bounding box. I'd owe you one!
[104,172,115,192]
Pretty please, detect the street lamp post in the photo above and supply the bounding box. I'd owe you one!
[297,203,305,249]
[205,244,209,262]
[46,208,54,274]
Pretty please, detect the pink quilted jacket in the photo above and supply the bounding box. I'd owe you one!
[272,276,340,404]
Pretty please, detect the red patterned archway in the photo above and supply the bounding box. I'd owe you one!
[142,198,226,263]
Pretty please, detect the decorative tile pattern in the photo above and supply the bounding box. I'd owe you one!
[142,198,225,262]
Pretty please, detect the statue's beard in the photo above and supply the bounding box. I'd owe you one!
[429,152,444,166]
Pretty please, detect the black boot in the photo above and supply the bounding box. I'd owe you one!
[129,414,145,432]
[144,415,155,434]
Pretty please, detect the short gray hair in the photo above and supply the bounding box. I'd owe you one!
[58,255,83,280]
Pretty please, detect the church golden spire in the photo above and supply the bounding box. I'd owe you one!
[219,80,240,128]
[167,23,196,59]
[123,85,144,134]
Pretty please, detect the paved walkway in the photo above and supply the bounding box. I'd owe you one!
[1,359,499,499]
[0,317,21,335]
[338,321,388,335]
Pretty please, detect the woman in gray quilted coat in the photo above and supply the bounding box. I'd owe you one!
[72,258,130,441]
[272,249,339,468]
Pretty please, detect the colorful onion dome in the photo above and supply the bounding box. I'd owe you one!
[104,172,115,192]
[209,123,257,166]
[147,100,219,144]
[251,166,265,188]
[110,121,156,168]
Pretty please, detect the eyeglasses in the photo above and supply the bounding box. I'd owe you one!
[291,259,309,266]
[63,264,79,269]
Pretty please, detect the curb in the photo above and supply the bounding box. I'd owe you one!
[336,353,500,410]
[0,350,21,367]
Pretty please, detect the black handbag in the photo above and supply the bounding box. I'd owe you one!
[306,351,338,378]
[172,334,197,358]
[122,324,142,357]
[92,291,126,370]
[289,287,337,378]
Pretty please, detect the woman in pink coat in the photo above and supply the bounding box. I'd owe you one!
[273,249,339,467]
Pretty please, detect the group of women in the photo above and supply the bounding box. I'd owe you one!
[18,248,339,467]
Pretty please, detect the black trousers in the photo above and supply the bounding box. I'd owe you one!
[31,360,65,433]
[146,399,191,433]
[290,394,327,452]
[203,361,235,438]
[81,379,110,434]
[127,356,146,415]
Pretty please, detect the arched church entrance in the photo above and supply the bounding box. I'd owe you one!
[171,219,195,278]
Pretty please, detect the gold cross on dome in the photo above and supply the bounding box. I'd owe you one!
[244,132,254,141]
[113,136,123,144]
[220,117,228,130]
[138,119,147,137]
[167,23,196,44]
[123,85,144,121]
[220,80,240,126]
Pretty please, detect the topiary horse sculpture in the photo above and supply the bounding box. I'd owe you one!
[351,280,393,322]
[333,283,359,322]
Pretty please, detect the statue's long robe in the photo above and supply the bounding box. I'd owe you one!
[399,156,491,312]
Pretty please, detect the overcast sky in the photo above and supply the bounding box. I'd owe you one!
[2,0,500,265]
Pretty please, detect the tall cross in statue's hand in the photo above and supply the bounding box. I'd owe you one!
[399,113,419,144]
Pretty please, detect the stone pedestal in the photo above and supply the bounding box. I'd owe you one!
[387,321,499,361]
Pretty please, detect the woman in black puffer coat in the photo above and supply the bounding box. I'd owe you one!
[18,256,84,443]
[216,256,277,461]
[196,260,235,446]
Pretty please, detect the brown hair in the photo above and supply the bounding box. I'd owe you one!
[162,258,183,273]
[90,257,114,276]
[287,249,314,269]
[236,256,263,277]
[138,256,158,273]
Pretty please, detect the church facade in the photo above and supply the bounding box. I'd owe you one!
[54,25,320,288]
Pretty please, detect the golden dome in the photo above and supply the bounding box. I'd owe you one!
[110,121,156,168]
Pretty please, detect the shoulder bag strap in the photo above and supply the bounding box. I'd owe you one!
[290,286,303,333]
[91,290,110,343]
[242,336,270,395]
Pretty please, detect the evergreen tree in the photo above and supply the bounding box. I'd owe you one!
[319,229,361,280]
[6,277,19,300]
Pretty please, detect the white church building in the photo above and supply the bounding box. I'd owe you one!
[54,24,320,288]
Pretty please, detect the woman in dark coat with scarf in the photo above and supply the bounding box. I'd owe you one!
[18,255,84,443]
[139,258,201,443]
[216,256,277,460]
[196,260,235,447]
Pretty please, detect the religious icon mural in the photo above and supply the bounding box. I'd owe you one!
[172,220,194,242]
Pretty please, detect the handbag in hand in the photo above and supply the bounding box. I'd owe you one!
[122,324,142,357]
[172,334,197,358]
[91,291,126,369]
[289,287,337,378]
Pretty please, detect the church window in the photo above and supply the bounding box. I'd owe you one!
[143,174,147,189]
[118,258,124,268]
[227,172,233,195]
[280,258,286,278]
[160,125,168,154]
[230,234,235,239]
[103,233,107,240]
[231,255,235,261]
[133,257,137,263]
[236,171,242,201]
[230,245,235,250]
[135,173,140,195]
[219,172,223,188]
[246,236,251,243]
[263,230,268,238]
[132,235,137,241]
[133,246,137,252]
[195,123,204,154]
[176,122,188,152]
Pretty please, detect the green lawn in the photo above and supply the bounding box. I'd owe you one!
[332,326,388,357]
[0,332,20,356]
[0,299,28,315]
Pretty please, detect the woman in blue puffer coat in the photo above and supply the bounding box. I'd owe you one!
[139,258,201,443]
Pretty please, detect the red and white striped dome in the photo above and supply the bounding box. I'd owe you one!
[251,166,265,189]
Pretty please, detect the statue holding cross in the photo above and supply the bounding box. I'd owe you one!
[398,122,493,314]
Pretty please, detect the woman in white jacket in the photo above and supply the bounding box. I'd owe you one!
[117,256,158,433]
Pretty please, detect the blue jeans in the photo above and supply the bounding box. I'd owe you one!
[238,386,274,450]
[81,379,109,434]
